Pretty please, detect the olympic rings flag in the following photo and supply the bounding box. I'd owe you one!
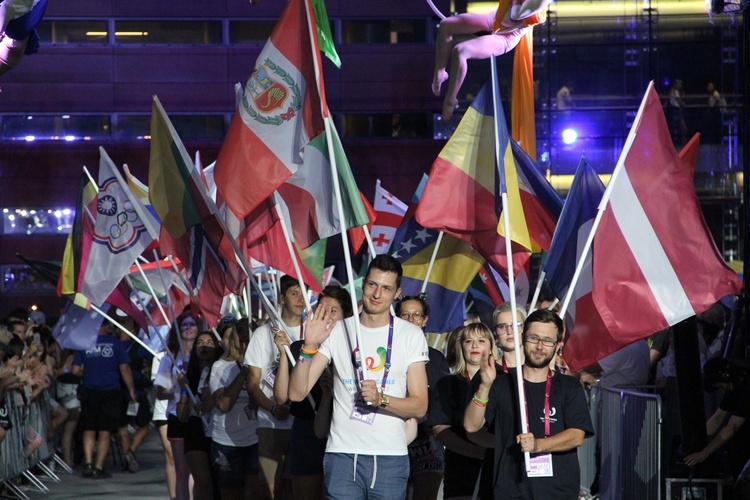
[80,148,159,308]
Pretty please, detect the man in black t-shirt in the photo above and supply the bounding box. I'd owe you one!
[465,309,594,499]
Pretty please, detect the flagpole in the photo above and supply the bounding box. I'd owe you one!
[528,270,546,315]
[90,303,156,357]
[152,251,186,354]
[420,231,444,294]
[559,82,653,320]
[257,273,264,321]
[272,192,313,312]
[134,259,181,347]
[303,0,367,378]
[124,274,169,352]
[491,55,530,472]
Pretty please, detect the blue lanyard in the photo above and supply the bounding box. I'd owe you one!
[354,315,394,394]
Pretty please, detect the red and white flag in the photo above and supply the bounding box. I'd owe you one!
[213,0,325,221]
[592,83,741,344]
[370,180,407,254]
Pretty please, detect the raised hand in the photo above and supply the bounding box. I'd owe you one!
[479,351,497,388]
[304,301,338,346]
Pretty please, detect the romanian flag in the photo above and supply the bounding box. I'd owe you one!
[213,0,325,222]
[416,81,531,278]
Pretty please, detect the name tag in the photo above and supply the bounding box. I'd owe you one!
[350,401,378,425]
[527,453,553,477]
[127,402,139,417]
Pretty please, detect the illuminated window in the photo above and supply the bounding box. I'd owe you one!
[2,208,75,235]
[0,115,111,142]
[114,21,222,45]
[2,265,56,295]
[37,19,109,45]
[115,114,227,141]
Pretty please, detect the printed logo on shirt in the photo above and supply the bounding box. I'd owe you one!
[85,344,114,358]
[364,346,387,372]
[537,406,558,425]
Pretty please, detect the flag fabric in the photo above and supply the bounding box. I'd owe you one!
[276,123,372,250]
[679,133,701,178]
[79,148,158,307]
[57,174,97,298]
[543,157,615,372]
[392,175,483,332]
[16,254,62,288]
[468,263,506,310]
[311,0,340,68]
[416,81,531,278]
[212,0,325,221]
[592,83,742,345]
[498,139,563,253]
[300,239,327,289]
[52,301,107,351]
[348,190,377,255]
[370,179,408,255]
[124,164,162,226]
[510,30,537,160]
[240,196,323,294]
[148,97,244,326]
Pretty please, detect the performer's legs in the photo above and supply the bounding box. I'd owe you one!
[0,35,29,77]
[442,30,524,120]
[432,12,493,97]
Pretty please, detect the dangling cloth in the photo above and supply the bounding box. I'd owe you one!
[4,0,49,55]
[511,29,537,160]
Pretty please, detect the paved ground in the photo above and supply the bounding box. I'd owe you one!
[8,429,169,499]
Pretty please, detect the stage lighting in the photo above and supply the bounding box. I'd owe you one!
[562,128,578,145]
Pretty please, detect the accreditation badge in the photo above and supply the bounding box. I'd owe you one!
[527,453,553,477]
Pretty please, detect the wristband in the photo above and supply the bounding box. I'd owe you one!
[300,345,318,356]
[473,393,489,405]
[298,354,313,363]
[181,389,188,397]
[472,398,487,408]
[270,403,277,416]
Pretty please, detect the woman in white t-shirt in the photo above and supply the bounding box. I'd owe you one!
[155,310,202,500]
[177,331,223,500]
[209,320,263,500]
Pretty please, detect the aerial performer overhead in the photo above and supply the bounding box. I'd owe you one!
[0,0,48,77]
[432,0,550,121]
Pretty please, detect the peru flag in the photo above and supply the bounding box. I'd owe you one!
[213,0,325,221]
[592,83,741,344]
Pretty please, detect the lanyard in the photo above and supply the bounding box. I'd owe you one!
[354,315,394,394]
[523,369,554,437]
[501,358,508,374]
[299,322,304,341]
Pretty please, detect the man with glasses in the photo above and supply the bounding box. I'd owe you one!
[464,309,593,498]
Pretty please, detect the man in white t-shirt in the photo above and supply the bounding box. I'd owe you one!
[244,275,304,499]
[289,255,429,499]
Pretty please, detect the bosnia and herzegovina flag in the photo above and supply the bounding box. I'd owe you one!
[391,175,483,333]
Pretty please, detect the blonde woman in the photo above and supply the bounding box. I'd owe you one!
[431,323,498,499]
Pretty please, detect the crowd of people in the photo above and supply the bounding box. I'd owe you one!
[0,254,746,499]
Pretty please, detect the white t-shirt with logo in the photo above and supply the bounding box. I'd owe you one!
[319,316,429,456]
[244,322,301,430]
[209,359,258,447]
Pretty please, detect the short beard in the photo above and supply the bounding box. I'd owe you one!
[524,348,555,369]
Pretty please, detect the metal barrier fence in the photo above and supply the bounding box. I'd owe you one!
[599,386,662,500]
[0,389,69,499]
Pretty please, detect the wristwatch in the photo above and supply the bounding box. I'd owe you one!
[379,393,390,408]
